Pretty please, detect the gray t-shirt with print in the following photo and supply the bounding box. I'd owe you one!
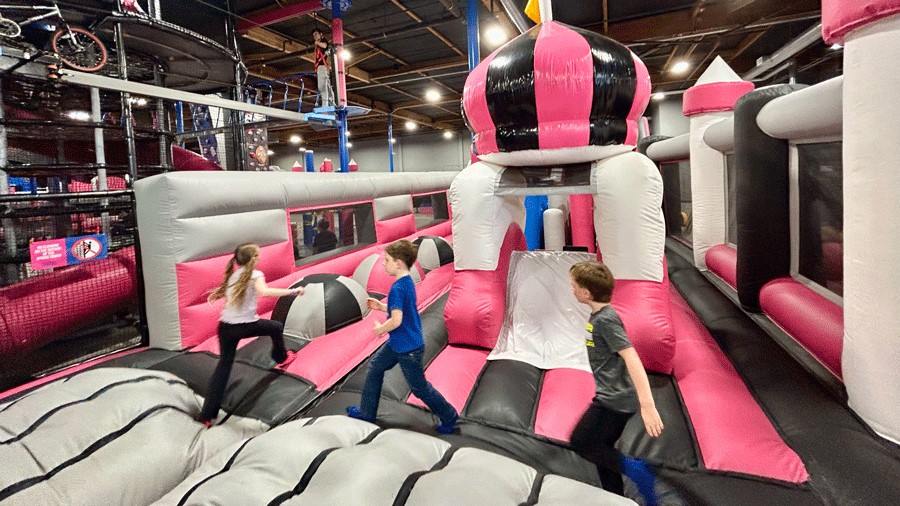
[585,305,638,413]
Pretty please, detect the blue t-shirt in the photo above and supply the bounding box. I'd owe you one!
[386,275,422,353]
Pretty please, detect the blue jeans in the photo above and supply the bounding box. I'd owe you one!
[359,345,457,425]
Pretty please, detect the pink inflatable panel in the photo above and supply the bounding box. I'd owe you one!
[670,287,809,483]
[760,278,843,378]
[568,194,595,253]
[706,244,737,289]
[462,51,500,156]
[286,312,387,388]
[610,279,676,374]
[375,214,417,244]
[683,81,755,117]
[407,346,490,413]
[175,241,294,349]
[534,22,592,151]
[533,368,596,442]
[626,52,652,146]
[822,0,900,43]
[172,145,223,171]
[444,224,526,349]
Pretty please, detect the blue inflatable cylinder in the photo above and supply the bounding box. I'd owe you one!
[305,150,315,172]
[524,195,549,251]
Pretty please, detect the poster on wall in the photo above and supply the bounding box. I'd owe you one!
[30,234,109,270]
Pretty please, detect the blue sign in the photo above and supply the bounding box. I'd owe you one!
[65,234,109,265]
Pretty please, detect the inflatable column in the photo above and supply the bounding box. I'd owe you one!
[683,57,753,270]
[823,0,900,444]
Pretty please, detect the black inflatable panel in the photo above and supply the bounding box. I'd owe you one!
[618,374,698,469]
[143,352,316,425]
[463,359,543,430]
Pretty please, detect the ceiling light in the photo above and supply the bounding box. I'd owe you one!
[390,137,397,144]
[405,121,417,131]
[345,130,351,137]
[346,142,353,148]
[267,149,274,155]
[425,89,441,102]
[66,110,91,121]
[830,43,842,50]
[289,134,302,144]
[443,131,453,139]
[652,92,665,101]
[671,61,690,74]
[299,147,307,153]
[341,49,351,61]
[485,26,507,46]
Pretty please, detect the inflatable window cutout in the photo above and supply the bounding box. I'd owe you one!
[411,192,449,230]
[725,154,738,247]
[794,141,843,299]
[289,203,376,267]
[662,160,693,247]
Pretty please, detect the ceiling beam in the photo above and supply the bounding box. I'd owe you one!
[369,56,468,80]
[607,0,819,42]
[730,29,768,62]
[237,0,323,32]
[389,0,464,56]
[243,27,307,54]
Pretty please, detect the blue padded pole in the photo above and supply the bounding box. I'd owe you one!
[524,195,548,250]
[467,0,480,72]
[305,149,315,172]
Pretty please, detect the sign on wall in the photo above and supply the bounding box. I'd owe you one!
[30,234,109,270]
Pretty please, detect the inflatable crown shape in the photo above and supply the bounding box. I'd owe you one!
[463,21,651,167]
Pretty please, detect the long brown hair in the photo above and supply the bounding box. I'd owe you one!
[208,243,260,307]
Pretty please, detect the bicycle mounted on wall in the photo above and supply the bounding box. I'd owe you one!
[0,1,108,72]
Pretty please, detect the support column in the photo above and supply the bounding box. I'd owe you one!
[387,111,395,172]
[114,23,138,182]
[823,0,900,444]
[466,0,480,72]
[0,81,18,284]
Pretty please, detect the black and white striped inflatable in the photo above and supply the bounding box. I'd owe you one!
[271,274,369,340]
[412,236,454,272]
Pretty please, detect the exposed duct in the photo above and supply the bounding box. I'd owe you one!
[498,0,531,34]
[742,23,822,80]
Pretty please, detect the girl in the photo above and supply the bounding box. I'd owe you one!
[199,243,304,427]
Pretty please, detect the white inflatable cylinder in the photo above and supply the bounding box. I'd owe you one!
[543,208,565,251]
[836,10,900,444]
[682,57,754,270]
[592,152,665,281]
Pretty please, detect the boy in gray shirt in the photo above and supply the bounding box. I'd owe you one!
[569,261,664,505]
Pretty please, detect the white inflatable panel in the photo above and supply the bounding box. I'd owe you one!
[373,194,414,221]
[843,13,900,444]
[646,133,690,162]
[689,110,732,270]
[757,76,843,140]
[489,251,592,371]
[449,162,526,270]
[592,152,666,282]
[543,208,566,251]
[703,118,735,153]
[538,475,636,505]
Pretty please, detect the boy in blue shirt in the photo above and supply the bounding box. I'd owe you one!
[569,261,664,505]
[347,240,458,433]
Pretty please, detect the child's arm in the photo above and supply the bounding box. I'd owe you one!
[254,277,304,299]
[374,309,402,336]
[619,347,665,438]
[366,297,388,312]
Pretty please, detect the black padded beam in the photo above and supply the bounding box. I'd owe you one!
[733,84,805,311]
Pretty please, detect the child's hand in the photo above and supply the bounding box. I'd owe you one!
[366,298,382,311]
[373,321,385,336]
[292,287,304,297]
[641,405,664,438]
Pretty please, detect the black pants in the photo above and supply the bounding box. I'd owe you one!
[199,319,286,422]
[569,399,635,495]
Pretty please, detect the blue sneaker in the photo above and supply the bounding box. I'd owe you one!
[621,456,657,506]
[436,413,458,434]
[346,406,373,422]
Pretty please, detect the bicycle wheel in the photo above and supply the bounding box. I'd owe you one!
[51,26,108,72]
[0,17,21,38]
